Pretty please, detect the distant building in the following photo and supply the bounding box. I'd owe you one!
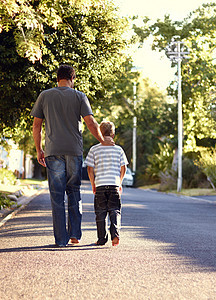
[0,140,33,179]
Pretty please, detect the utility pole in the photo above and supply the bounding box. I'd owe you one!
[132,82,137,173]
[166,38,189,192]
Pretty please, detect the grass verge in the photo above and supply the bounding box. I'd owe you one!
[140,184,216,196]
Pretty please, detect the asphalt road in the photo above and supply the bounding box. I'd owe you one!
[0,181,216,300]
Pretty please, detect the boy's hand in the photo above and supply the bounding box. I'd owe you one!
[119,185,123,195]
[92,184,96,194]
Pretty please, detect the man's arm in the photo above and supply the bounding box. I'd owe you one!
[33,117,46,167]
[83,115,114,145]
[87,166,96,194]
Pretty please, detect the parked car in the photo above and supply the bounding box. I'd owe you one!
[82,160,89,180]
[122,168,134,186]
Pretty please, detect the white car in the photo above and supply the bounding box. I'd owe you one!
[122,168,134,186]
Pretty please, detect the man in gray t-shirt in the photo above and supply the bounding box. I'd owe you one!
[31,85,93,157]
[31,65,114,247]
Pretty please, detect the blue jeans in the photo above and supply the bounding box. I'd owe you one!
[45,155,82,246]
[94,185,121,245]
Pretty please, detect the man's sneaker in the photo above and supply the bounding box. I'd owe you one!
[55,244,68,247]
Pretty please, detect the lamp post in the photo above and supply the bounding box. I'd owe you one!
[132,82,137,173]
[166,39,189,192]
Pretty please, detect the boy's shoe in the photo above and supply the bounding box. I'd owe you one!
[71,238,80,244]
[112,237,119,246]
[95,240,107,246]
[95,236,108,246]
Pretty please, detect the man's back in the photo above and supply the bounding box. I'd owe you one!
[31,87,93,156]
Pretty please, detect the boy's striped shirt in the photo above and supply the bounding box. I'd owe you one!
[85,144,128,187]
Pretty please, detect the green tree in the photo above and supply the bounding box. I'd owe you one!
[1,0,134,178]
[122,78,176,165]
[132,3,216,151]
[0,0,129,134]
[0,0,100,63]
[93,75,176,185]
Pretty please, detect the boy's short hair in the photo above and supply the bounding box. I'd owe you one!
[100,121,115,137]
[57,65,76,81]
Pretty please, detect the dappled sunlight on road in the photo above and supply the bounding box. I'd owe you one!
[123,203,147,209]
[81,189,93,195]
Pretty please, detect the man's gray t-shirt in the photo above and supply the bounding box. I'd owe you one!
[31,87,93,157]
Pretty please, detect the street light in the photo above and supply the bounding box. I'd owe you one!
[133,82,137,173]
[166,38,189,192]
[124,79,137,174]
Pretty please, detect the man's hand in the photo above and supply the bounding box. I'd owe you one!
[33,117,46,166]
[37,149,46,167]
[101,136,115,146]
[83,115,115,146]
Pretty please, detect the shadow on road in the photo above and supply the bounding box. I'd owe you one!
[122,189,216,273]
[0,243,110,253]
[1,182,216,273]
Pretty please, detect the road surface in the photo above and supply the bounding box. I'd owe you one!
[0,181,216,299]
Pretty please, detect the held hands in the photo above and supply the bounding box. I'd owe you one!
[37,149,46,167]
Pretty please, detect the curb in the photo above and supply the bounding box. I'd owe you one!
[0,189,47,228]
[142,188,216,204]
[176,194,216,204]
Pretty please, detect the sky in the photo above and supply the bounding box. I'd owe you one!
[114,0,213,91]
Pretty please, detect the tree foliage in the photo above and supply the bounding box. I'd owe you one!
[132,3,216,151]
[195,146,216,189]
[0,0,129,135]
[0,0,105,63]
[92,76,177,174]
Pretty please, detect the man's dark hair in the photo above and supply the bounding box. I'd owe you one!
[57,65,76,81]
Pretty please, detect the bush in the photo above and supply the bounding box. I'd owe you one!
[145,142,176,190]
[158,152,208,191]
[0,192,15,210]
[146,142,175,178]
[195,147,216,189]
[0,168,17,185]
[182,157,207,188]
[135,166,160,187]
[159,169,177,191]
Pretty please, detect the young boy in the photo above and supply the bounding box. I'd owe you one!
[85,121,128,246]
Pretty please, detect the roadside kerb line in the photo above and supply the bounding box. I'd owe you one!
[0,189,47,228]
[141,188,216,204]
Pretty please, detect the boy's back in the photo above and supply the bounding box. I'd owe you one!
[86,120,128,246]
[85,143,128,187]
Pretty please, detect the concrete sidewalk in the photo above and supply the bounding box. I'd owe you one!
[0,185,48,227]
